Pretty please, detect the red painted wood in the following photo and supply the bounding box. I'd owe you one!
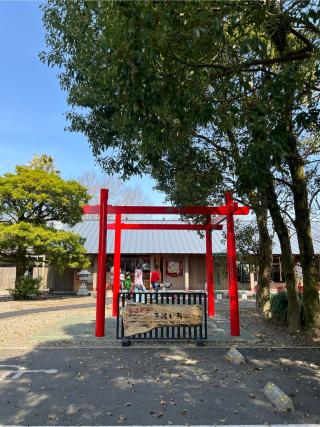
[83,188,250,339]
[225,191,240,336]
[83,204,249,216]
[106,223,223,230]
[108,205,249,215]
[112,213,121,317]
[206,216,215,318]
[95,189,108,337]
[83,205,100,214]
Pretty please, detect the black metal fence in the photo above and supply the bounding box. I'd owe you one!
[116,291,207,341]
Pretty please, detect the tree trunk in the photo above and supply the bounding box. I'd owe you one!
[266,178,301,333]
[287,143,320,329]
[15,252,27,285]
[255,202,272,316]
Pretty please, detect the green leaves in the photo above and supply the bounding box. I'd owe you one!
[0,222,89,271]
[0,166,90,226]
[0,159,91,274]
[40,1,320,208]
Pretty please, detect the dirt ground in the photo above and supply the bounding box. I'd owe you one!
[0,295,319,348]
[0,296,98,347]
[237,304,320,347]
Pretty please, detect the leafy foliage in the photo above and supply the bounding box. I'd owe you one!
[39,1,320,221]
[0,166,89,226]
[41,1,320,327]
[40,1,320,192]
[0,160,90,280]
[27,154,60,174]
[0,222,89,271]
[222,220,260,259]
[270,291,305,326]
[9,276,42,300]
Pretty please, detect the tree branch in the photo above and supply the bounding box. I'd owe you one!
[279,205,296,227]
[171,46,313,76]
[309,188,320,210]
[289,27,315,50]
[195,133,229,153]
[300,19,320,36]
[274,176,292,189]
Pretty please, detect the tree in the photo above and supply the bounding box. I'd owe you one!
[41,1,320,329]
[28,154,60,174]
[78,170,150,206]
[0,164,90,282]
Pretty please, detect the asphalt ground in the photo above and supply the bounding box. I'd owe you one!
[0,347,319,426]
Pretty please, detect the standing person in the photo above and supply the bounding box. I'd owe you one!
[123,272,132,292]
[133,263,146,302]
[110,265,114,287]
[150,264,161,292]
[120,270,125,290]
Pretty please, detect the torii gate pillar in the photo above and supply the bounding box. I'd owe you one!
[226,191,240,336]
[206,216,214,317]
[95,189,108,337]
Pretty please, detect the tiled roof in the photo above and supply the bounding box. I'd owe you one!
[68,218,320,256]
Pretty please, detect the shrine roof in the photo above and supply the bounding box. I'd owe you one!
[66,218,320,256]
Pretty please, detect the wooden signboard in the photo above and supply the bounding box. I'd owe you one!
[122,303,203,337]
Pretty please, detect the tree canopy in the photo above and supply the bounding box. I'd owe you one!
[0,161,90,279]
[41,0,320,328]
[41,0,320,193]
[28,154,60,174]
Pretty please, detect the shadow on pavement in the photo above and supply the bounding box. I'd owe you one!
[0,320,319,425]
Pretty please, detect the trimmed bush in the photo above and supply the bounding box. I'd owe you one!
[9,276,42,300]
[270,291,305,326]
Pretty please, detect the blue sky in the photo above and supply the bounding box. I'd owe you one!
[0,0,166,204]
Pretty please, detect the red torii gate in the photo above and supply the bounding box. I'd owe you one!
[83,189,249,338]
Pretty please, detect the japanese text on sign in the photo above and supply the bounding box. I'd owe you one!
[122,303,203,337]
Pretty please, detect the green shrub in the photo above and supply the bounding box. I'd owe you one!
[270,291,305,326]
[9,276,42,300]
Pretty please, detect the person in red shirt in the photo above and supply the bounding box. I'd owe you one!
[150,265,161,292]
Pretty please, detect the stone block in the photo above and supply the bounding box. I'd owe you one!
[226,347,246,365]
[77,283,89,296]
[263,382,294,412]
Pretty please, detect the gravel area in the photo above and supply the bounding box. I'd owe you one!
[0,296,98,347]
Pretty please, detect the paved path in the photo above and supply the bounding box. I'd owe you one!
[27,313,257,346]
[0,347,319,425]
[24,299,257,347]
